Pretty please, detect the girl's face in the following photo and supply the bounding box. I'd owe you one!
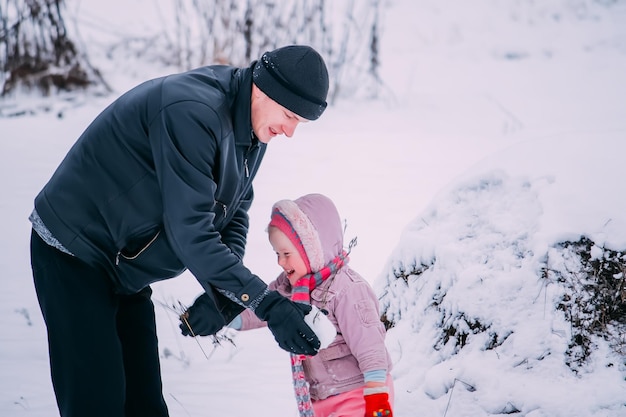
[268,227,308,286]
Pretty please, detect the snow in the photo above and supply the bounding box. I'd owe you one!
[2,0,626,416]
[305,306,337,350]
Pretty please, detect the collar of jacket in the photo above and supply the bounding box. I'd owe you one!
[232,64,256,147]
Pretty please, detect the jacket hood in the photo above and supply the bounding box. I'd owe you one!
[270,193,343,271]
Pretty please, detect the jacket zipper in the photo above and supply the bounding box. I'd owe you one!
[244,134,259,179]
[116,230,161,265]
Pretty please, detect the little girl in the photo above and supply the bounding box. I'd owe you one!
[230,193,394,417]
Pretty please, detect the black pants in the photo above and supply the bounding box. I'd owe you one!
[30,230,169,417]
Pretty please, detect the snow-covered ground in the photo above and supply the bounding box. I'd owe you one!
[2,0,626,416]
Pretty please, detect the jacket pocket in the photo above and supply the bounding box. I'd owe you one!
[117,230,161,262]
[319,342,352,360]
[114,229,186,294]
[317,343,362,383]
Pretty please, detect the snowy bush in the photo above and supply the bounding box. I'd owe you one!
[374,135,626,416]
[381,231,626,372]
[544,237,626,371]
[0,0,107,101]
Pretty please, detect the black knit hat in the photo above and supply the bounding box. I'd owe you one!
[253,45,329,120]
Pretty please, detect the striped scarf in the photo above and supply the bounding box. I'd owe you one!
[291,251,348,417]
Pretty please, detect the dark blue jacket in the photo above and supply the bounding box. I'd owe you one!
[34,64,267,315]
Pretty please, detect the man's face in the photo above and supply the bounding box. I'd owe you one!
[251,85,309,144]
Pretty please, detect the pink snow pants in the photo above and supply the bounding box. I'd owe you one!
[312,375,395,417]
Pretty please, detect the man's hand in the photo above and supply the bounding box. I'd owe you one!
[255,291,320,355]
[179,293,226,336]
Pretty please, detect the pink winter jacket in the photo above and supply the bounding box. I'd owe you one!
[236,193,392,400]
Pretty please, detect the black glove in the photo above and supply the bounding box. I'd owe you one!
[255,291,320,356]
[179,293,226,337]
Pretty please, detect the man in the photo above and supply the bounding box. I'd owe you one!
[29,45,329,417]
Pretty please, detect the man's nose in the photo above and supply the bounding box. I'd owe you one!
[283,120,299,138]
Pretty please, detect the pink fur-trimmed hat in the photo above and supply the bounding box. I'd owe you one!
[268,199,325,273]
